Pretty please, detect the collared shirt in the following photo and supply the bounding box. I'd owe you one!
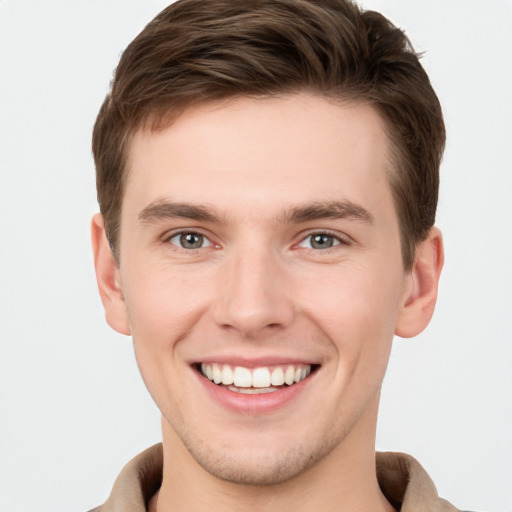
[89,444,460,512]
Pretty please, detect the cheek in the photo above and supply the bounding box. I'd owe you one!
[302,264,401,332]
[122,267,206,417]
[122,262,212,343]
[296,263,403,380]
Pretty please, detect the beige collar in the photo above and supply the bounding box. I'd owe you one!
[91,444,459,512]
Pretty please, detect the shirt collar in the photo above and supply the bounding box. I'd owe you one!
[94,444,459,512]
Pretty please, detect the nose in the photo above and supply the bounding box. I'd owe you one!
[212,246,294,338]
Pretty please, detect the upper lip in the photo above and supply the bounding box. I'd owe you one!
[191,356,320,368]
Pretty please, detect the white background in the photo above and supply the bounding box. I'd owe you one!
[0,1,511,511]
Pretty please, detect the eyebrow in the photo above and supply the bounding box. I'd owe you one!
[139,201,223,224]
[280,201,374,225]
[138,199,374,225]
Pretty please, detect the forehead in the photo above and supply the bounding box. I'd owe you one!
[124,93,394,221]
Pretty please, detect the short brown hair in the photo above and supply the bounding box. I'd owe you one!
[92,0,445,270]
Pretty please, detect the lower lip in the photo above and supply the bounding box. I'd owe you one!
[195,369,315,415]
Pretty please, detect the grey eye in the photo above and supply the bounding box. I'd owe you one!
[169,232,211,250]
[299,233,341,250]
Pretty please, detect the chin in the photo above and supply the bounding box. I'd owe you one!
[184,432,340,486]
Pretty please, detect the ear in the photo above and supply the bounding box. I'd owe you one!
[395,227,444,338]
[91,213,131,335]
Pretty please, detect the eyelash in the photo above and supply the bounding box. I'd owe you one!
[296,231,350,251]
[165,230,214,252]
[164,229,350,253]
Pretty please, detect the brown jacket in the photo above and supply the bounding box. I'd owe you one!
[89,444,460,512]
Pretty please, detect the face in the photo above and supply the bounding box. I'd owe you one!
[96,93,428,485]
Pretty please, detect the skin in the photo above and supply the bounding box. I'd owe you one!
[92,93,443,512]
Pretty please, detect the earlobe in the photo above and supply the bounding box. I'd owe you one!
[395,227,444,338]
[91,213,131,336]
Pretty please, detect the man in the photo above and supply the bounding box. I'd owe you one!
[89,0,455,510]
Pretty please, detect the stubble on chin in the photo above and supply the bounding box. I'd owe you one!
[176,425,346,487]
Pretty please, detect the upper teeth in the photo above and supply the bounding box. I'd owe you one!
[200,363,311,388]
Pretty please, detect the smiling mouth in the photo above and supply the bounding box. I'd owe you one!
[197,363,317,394]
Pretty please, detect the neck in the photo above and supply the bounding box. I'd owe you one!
[150,396,394,512]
